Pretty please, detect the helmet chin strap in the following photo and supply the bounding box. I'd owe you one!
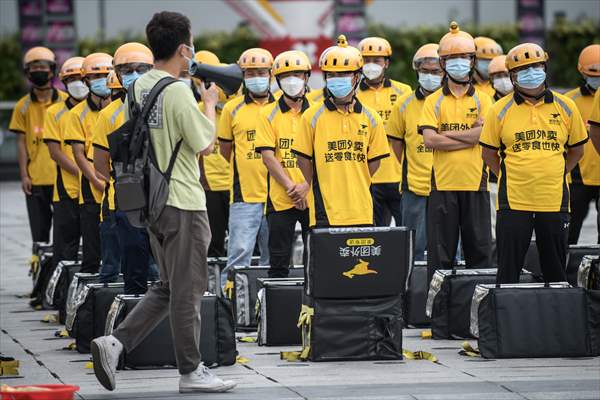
[446,73,471,85]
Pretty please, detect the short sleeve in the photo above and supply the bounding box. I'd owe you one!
[418,94,439,134]
[589,90,600,126]
[255,107,277,152]
[367,113,391,162]
[479,105,501,150]
[291,110,315,159]
[387,94,410,140]
[478,91,493,119]
[43,107,61,143]
[217,102,235,142]
[92,112,110,151]
[63,109,86,145]
[9,98,26,134]
[170,84,214,154]
[567,103,589,148]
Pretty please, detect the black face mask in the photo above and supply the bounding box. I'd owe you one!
[28,71,51,87]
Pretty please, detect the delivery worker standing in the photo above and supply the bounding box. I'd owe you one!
[419,22,493,272]
[256,50,312,277]
[473,36,503,98]
[292,35,390,228]
[218,48,274,286]
[387,43,442,261]
[564,44,600,244]
[488,55,514,101]
[356,37,412,226]
[63,52,113,273]
[10,47,67,252]
[480,43,588,283]
[43,56,87,266]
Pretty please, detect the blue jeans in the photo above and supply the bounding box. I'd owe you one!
[221,202,269,288]
[115,211,157,294]
[99,211,122,283]
[401,190,427,261]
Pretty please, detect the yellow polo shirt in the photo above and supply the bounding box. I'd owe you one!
[356,78,412,185]
[418,83,492,191]
[564,85,600,186]
[217,93,275,203]
[255,96,311,212]
[43,98,80,201]
[9,89,66,186]
[63,97,104,204]
[475,80,495,98]
[292,97,390,227]
[199,101,230,192]
[387,88,433,196]
[480,90,588,212]
[91,97,125,212]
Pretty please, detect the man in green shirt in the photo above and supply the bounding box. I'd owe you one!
[91,11,236,394]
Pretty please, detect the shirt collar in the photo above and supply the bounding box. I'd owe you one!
[415,86,426,100]
[30,87,59,103]
[65,96,78,110]
[324,95,363,113]
[359,77,392,91]
[513,89,554,105]
[580,84,593,97]
[441,80,475,97]
[86,94,102,111]
[277,94,310,113]
[244,91,275,105]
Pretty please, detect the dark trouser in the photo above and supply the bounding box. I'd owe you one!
[99,210,121,284]
[267,207,309,278]
[26,185,53,245]
[115,211,155,295]
[401,190,428,261]
[372,182,402,227]
[205,190,229,257]
[569,184,600,244]
[427,190,492,277]
[496,209,569,284]
[80,203,101,273]
[52,197,80,266]
[113,207,210,375]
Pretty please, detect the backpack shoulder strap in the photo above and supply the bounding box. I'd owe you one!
[139,76,179,122]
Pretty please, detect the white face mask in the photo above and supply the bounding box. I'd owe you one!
[492,77,514,96]
[279,76,305,98]
[363,63,384,81]
[66,80,89,100]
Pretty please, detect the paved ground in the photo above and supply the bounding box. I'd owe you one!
[1,181,599,400]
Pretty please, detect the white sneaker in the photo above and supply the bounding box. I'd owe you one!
[91,335,123,391]
[179,363,237,393]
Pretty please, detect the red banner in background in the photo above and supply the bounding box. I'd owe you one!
[260,36,334,71]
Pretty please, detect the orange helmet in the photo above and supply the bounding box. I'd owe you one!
[59,56,85,79]
[23,46,56,67]
[113,42,153,66]
[577,44,600,77]
[273,50,311,76]
[238,48,273,69]
[474,37,503,60]
[320,35,363,72]
[358,37,392,57]
[82,53,113,76]
[195,50,220,66]
[488,55,508,76]
[438,22,475,57]
[413,43,440,70]
[506,43,548,71]
[106,71,122,89]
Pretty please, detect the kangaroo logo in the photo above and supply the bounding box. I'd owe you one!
[469,107,477,112]
[551,113,560,118]
[342,259,378,279]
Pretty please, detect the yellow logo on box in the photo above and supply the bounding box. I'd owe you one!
[346,238,375,246]
[342,259,378,279]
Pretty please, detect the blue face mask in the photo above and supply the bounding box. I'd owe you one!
[245,76,270,94]
[121,72,140,90]
[326,76,354,98]
[445,58,472,80]
[516,67,546,90]
[476,59,491,79]
[586,76,600,90]
[90,77,110,98]
[418,72,443,92]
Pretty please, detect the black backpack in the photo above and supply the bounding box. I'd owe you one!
[109,76,181,228]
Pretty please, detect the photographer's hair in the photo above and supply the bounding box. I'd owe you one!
[146,11,192,61]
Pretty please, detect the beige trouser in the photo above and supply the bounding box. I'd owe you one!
[113,206,210,374]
